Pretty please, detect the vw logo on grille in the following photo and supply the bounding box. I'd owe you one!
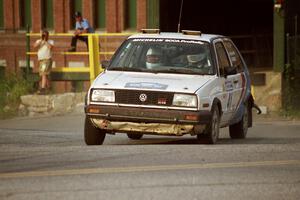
[139,93,147,102]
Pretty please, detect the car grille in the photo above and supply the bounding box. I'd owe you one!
[115,90,174,106]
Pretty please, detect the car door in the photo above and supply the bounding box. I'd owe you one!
[214,40,235,125]
[223,39,246,117]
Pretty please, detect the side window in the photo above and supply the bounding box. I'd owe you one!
[224,41,244,73]
[215,42,230,76]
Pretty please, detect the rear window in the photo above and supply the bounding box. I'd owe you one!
[224,40,245,73]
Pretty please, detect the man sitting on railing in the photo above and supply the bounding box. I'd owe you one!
[68,11,94,52]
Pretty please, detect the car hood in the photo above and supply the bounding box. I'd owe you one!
[92,71,214,93]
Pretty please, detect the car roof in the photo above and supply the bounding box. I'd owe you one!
[128,32,225,43]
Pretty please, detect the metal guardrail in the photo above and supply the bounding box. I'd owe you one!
[26,32,134,82]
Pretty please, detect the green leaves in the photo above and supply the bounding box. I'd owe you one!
[0,74,34,118]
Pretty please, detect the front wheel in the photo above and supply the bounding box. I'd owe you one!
[84,117,106,145]
[127,133,143,140]
[197,105,220,144]
[229,102,249,139]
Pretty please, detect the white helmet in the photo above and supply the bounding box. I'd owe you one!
[187,54,206,64]
[146,47,162,69]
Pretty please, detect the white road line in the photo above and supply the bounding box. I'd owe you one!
[0,160,299,179]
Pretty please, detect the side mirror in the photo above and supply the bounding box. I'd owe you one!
[224,66,237,78]
[101,60,110,69]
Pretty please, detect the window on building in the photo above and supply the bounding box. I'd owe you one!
[124,0,136,30]
[0,0,4,28]
[70,0,82,29]
[147,0,159,29]
[94,0,106,30]
[19,0,32,29]
[42,0,54,29]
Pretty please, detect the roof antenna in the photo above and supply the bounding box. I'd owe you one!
[177,0,184,32]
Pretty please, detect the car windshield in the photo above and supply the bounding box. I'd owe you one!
[108,38,215,75]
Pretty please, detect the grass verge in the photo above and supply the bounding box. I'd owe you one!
[0,74,34,119]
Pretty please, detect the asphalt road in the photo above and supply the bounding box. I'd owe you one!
[0,113,299,200]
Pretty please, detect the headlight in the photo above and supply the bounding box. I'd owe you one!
[172,94,197,107]
[91,89,115,102]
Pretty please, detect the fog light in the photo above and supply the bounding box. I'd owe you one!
[185,115,198,121]
[89,107,100,114]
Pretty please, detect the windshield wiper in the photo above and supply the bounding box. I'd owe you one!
[108,67,143,72]
[152,68,206,75]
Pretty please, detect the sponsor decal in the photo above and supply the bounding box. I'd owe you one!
[225,80,234,91]
[133,39,164,42]
[235,73,247,112]
[157,98,167,105]
[125,82,168,90]
[132,38,204,45]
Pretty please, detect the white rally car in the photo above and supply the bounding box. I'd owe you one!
[84,30,256,145]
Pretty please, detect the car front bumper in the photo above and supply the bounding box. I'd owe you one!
[85,105,212,125]
[85,105,212,136]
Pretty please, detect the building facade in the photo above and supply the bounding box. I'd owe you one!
[0,0,153,73]
[0,0,157,91]
[0,0,275,75]
[0,0,299,112]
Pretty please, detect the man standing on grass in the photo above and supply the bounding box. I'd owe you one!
[34,30,54,95]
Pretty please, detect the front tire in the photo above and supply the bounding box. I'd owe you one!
[229,102,249,139]
[84,117,106,145]
[127,133,143,140]
[197,105,220,144]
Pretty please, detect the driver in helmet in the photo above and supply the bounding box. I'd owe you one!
[186,53,213,74]
[146,47,163,69]
[186,54,207,68]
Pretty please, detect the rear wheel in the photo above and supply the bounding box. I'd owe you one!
[229,102,249,139]
[127,133,143,140]
[197,105,220,144]
[84,117,106,145]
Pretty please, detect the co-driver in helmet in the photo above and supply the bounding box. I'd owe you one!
[145,47,163,69]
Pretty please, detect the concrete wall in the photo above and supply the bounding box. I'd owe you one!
[20,92,86,116]
[252,71,282,113]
